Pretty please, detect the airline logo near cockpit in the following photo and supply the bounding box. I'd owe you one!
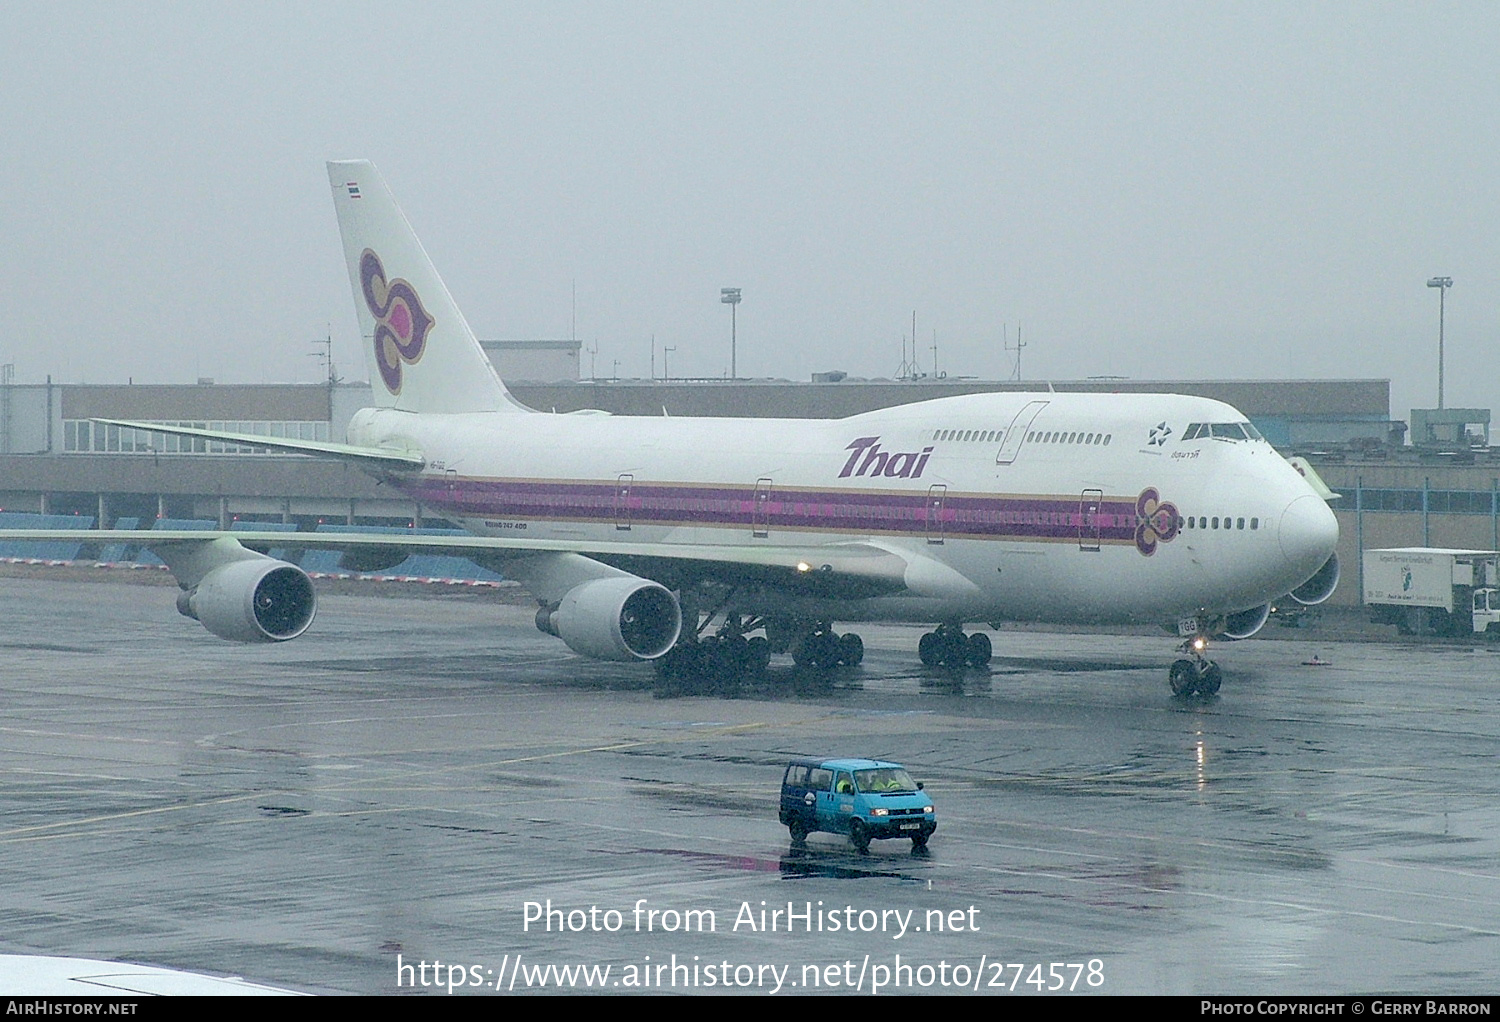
[839,437,935,479]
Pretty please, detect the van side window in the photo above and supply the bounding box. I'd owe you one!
[809,768,832,791]
[835,772,855,795]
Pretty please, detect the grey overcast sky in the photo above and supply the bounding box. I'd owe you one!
[1,2,1496,425]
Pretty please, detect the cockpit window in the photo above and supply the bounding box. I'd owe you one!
[1183,422,1261,442]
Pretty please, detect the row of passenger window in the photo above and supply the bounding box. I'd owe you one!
[1027,430,1113,446]
[933,428,1002,442]
[1180,515,1260,531]
[929,427,1116,447]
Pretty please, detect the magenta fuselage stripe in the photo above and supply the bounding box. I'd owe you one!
[398,478,1144,543]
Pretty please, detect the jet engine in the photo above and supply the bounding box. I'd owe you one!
[1220,603,1271,640]
[176,558,317,642]
[1287,553,1340,606]
[535,576,681,661]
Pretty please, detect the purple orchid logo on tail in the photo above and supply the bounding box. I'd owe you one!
[361,249,433,395]
[1135,487,1180,556]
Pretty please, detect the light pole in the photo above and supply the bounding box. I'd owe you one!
[1427,276,1453,409]
[720,287,742,379]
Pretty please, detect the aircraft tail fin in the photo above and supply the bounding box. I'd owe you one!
[327,160,525,414]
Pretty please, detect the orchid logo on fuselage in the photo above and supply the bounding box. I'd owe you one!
[361,249,434,395]
[839,437,935,479]
[1134,488,1180,556]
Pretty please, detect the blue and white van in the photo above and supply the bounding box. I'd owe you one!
[779,758,936,851]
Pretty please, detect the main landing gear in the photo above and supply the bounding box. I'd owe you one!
[917,623,993,669]
[654,612,771,694]
[1168,635,1222,697]
[790,622,864,670]
[654,614,872,696]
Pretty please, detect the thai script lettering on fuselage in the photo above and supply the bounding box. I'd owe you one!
[839,437,935,480]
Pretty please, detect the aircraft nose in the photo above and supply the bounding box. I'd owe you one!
[1278,494,1339,575]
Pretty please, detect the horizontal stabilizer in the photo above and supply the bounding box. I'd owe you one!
[89,418,424,468]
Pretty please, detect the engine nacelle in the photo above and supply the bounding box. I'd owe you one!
[176,558,317,642]
[1220,603,1271,640]
[1287,553,1340,606]
[536,577,681,661]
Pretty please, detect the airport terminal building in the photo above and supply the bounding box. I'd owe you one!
[1,368,1496,607]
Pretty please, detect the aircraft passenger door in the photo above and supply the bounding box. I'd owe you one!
[925,484,947,545]
[995,400,1049,465]
[752,478,772,538]
[614,474,634,531]
[1078,488,1102,552]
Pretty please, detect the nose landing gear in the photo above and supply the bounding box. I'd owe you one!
[1169,635,1221,697]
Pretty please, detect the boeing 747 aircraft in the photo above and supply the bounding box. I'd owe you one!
[1,161,1340,696]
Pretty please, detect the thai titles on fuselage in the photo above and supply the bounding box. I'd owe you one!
[839,437,935,480]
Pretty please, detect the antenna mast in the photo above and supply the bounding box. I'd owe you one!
[1005,322,1027,381]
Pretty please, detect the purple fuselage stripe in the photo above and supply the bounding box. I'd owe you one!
[398,477,1144,543]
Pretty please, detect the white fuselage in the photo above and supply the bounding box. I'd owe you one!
[347,390,1339,628]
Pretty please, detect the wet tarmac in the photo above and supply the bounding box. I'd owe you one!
[2,571,1498,995]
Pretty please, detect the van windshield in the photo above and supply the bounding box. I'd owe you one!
[854,768,917,793]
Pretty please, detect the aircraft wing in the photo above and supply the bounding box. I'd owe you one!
[0,529,926,600]
[89,418,425,469]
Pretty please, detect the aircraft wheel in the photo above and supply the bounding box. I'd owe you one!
[1199,662,1222,695]
[940,632,968,669]
[745,636,771,676]
[791,635,814,667]
[716,634,749,673]
[838,632,864,666]
[1169,659,1199,696]
[705,639,743,696]
[795,630,839,670]
[965,632,992,667]
[654,644,689,680]
[918,631,942,666]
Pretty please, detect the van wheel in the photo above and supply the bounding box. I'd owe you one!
[911,831,929,849]
[849,820,870,853]
[788,819,808,843]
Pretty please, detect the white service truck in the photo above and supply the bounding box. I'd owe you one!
[1363,548,1500,637]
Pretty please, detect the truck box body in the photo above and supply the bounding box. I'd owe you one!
[1362,548,1495,611]
[1363,548,1500,635]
